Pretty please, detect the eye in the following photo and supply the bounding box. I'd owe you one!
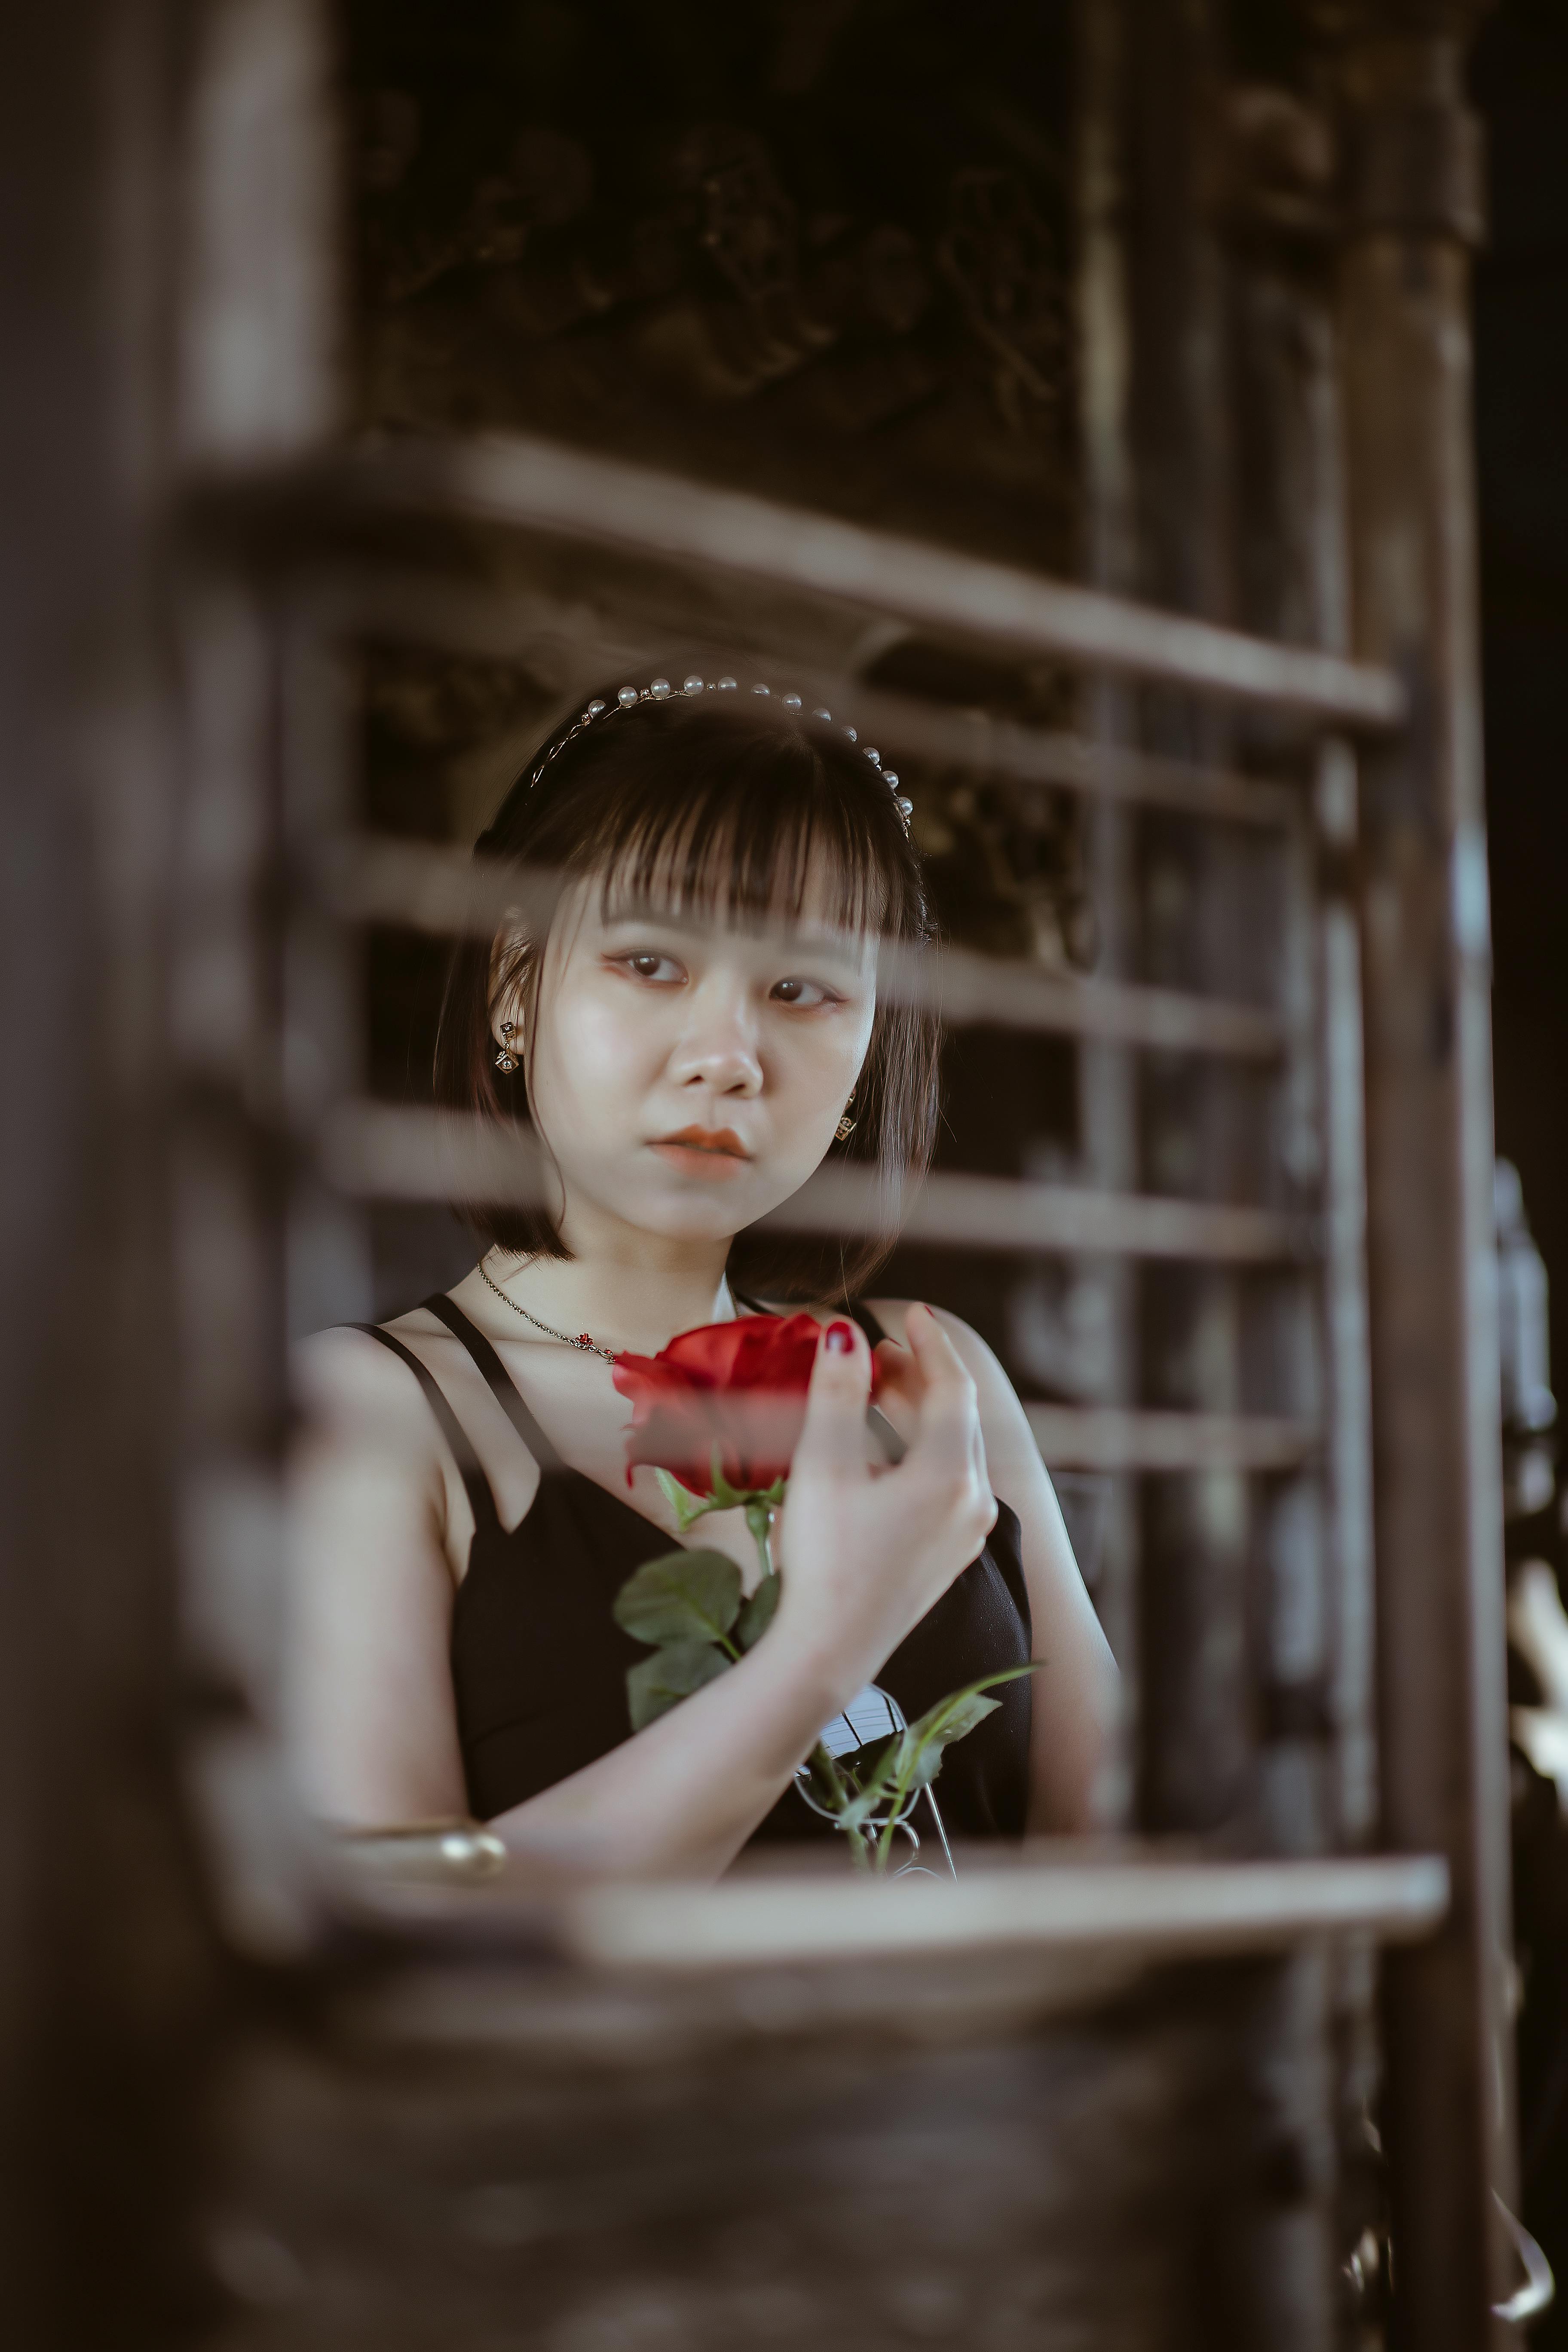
[615,949,686,984]
[770,975,842,1008]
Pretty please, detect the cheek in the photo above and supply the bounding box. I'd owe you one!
[531,986,659,1131]
[773,1011,873,1132]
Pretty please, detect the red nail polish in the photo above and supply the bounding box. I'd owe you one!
[824,1320,855,1354]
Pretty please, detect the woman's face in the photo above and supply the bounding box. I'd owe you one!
[518,861,877,1251]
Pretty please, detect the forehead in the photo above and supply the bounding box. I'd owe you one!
[590,828,879,944]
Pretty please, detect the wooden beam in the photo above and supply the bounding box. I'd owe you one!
[1026,1406,1318,1473]
[1337,9,1518,2341]
[298,573,1303,826]
[321,1102,1312,1265]
[323,837,1286,1059]
[195,430,1409,728]
[558,1854,1449,1972]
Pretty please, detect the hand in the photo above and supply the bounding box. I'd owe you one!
[771,1305,997,1708]
[861,1317,936,1449]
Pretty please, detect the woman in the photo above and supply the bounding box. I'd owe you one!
[292,671,1117,1879]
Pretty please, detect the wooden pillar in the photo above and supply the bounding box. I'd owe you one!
[1117,15,1333,2346]
[1335,8,1519,2342]
[0,3,222,2343]
[1072,0,1141,1807]
[1121,0,1253,1843]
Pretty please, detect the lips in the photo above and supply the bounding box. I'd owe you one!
[654,1125,750,1159]
[649,1125,753,1178]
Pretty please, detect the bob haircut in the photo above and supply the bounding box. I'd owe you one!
[435,676,940,1302]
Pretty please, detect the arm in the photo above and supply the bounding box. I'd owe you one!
[865,1300,1120,1833]
[290,1310,995,1883]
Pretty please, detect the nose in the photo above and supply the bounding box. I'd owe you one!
[668,975,763,1097]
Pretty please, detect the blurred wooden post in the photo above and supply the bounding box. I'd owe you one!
[1122,0,1253,1844]
[1335,6,1520,2342]
[1072,0,1141,1810]
[0,3,221,2344]
[1118,11,1335,2346]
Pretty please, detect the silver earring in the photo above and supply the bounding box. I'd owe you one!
[494,1021,518,1075]
[835,1093,857,1143]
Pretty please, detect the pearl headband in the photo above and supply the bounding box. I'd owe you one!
[524,671,914,836]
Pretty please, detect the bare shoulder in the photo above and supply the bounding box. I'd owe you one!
[293,1316,445,1449]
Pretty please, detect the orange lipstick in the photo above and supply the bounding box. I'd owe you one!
[650,1124,751,1177]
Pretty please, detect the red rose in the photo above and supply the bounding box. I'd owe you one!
[612,1313,879,1498]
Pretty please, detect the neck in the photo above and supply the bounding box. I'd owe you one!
[482,1220,741,1357]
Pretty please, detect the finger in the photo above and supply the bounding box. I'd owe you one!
[867,1338,922,1440]
[792,1317,873,1481]
[902,1305,982,1479]
[870,1335,920,1393]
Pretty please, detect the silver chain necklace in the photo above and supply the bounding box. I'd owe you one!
[478,1256,744,1363]
[478,1257,619,1363]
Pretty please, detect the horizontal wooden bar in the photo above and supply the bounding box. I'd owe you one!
[846,684,1302,826]
[771,1161,1310,1262]
[917,952,1282,1058]
[301,572,1301,827]
[321,1102,1312,1264]
[208,434,1407,728]
[560,1853,1449,1971]
[322,835,559,940]
[323,837,1285,1060]
[321,1101,553,1206]
[1026,1405,1320,1472]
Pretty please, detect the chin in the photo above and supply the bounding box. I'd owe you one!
[644,1199,751,1241]
[623,1179,818,1247]
[585,1179,753,1244]
[567,1149,830,1243]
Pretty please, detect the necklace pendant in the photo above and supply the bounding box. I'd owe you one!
[576,1334,594,1349]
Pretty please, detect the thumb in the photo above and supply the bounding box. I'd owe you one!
[792,1318,872,1481]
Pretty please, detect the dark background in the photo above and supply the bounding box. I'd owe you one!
[1474,0,1568,1390]
[1472,0,1568,2333]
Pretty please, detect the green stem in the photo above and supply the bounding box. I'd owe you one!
[808,1741,871,1871]
[743,1496,775,1583]
[875,1767,915,1870]
[742,1489,868,1869]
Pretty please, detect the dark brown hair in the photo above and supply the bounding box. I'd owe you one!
[434,677,940,1302]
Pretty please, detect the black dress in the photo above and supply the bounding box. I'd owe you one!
[356,1294,1034,1843]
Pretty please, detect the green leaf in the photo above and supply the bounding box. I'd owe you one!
[654,1468,712,1532]
[801,1742,848,1812]
[845,1730,900,1788]
[906,1660,1039,1756]
[833,1731,904,1830]
[903,1696,1002,1788]
[612,1550,742,1648]
[626,1639,731,1730]
[890,1663,1044,1803]
[847,1664,1046,1865]
[735,1571,781,1650]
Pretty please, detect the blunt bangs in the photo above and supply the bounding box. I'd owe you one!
[434,677,940,1301]
[546,699,903,942]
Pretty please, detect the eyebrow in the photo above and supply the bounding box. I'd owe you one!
[595,894,871,962]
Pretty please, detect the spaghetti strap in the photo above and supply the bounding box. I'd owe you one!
[729,1286,775,1317]
[422,1293,569,1474]
[349,1324,500,1537]
[732,1286,886,1348]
